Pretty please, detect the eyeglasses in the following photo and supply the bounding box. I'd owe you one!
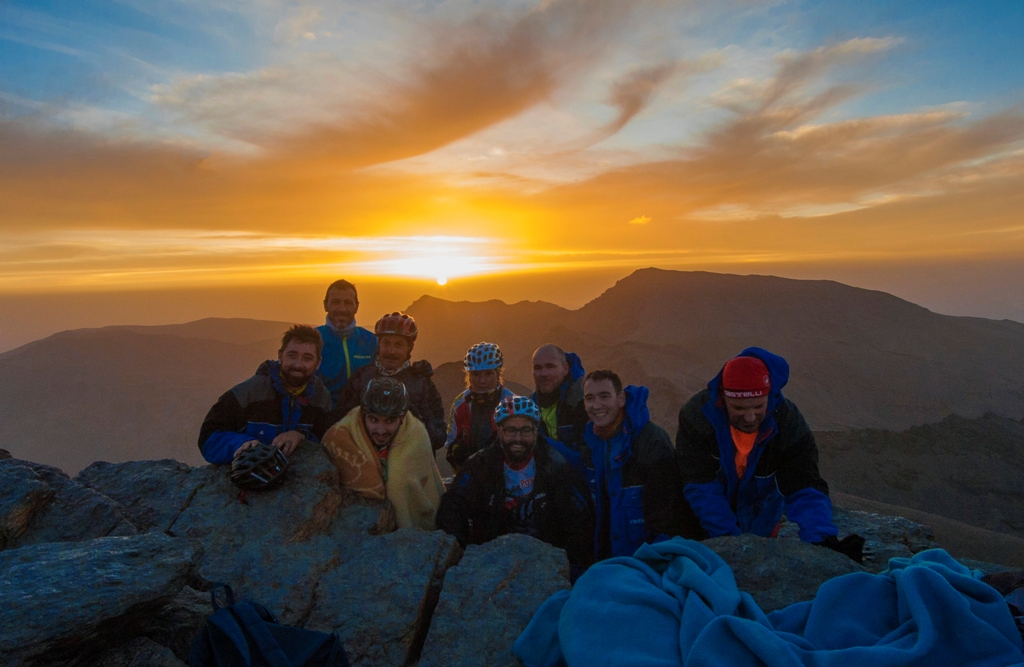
[500,426,537,438]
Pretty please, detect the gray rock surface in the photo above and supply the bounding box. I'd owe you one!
[163,443,461,667]
[141,586,210,662]
[83,637,187,667]
[10,460,135,547]
[307,529,461,667]
[419,534,570,667]
[778,505,938,573]
[77,459,205,533]
[0,461,52,549]
[705,534,864,612]
[0,533,201,667]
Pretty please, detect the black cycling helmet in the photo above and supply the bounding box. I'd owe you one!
[230,442,290,490]
[361,377,409,417]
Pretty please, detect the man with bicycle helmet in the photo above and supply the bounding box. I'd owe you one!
[322,377,444,530]
[445,342,516,475]
[334,312,447,452]
[436,395,594,574]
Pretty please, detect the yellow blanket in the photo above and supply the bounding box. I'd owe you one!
[321,407,444,530]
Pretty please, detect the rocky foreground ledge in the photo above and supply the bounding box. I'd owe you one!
[0,446,1008,667]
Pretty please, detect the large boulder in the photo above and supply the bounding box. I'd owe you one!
[0,461,52,549]
[704,534,863,612]
[10,461,136,547]
[76,459,205,533]
[419,534,571,667]
[0,533,201,667]
[306,529,461,667]
[159,443,462,667]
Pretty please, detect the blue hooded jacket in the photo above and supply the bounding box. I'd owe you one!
[583,385,678,559]
[316,322,377,407]
[678,347,837,543]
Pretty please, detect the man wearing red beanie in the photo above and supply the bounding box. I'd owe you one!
[675,347,862,561]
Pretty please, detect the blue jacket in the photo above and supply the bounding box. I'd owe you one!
[581,385,683,560]
[675,347,837,543]
[316,323,377,407]
[198,360,335,464]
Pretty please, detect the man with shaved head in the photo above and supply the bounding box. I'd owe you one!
[531,344,589,457]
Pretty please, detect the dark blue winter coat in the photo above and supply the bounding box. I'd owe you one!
[531,352,589,452]
[316,323,377,407]
[675,347,837,543]
[198,360,335,465]
[580,385,686,560]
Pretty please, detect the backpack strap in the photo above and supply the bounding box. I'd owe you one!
[208,608,253,665]
[209,583,236,612]
[230,601,294,667]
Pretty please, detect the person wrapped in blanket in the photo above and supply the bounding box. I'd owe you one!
[321,377,444,530]
[676,347,863,560]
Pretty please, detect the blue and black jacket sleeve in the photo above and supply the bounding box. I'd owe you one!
[675,392,740,538]
[773,402,837,543]
[197,389,252,465]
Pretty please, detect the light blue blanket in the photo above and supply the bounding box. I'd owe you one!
[513,538,1024,667]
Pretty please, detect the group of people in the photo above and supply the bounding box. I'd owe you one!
[199,279,862,576]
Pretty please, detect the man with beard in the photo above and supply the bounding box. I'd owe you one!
[445,342,516,475]
[322,377,444,530]
[317,279,377,406]
[436,396,594,573]
[334,312,447,451]
[581,369,699,561]
[531,344,589,456]
[676,348,862,561]
[198,325,334,464]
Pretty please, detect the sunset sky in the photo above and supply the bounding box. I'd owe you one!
[2,0,1023,350]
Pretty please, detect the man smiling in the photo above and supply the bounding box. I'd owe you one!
[581,370,697,561]
[198,325,334,464]
[317,279,377,407]
[675,348,860,560]
[335,312,447,451]
[436,396,593,573]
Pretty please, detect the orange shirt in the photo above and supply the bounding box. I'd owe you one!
[730,426,758,478]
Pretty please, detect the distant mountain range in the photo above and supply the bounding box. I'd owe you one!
[2,269,1023,560]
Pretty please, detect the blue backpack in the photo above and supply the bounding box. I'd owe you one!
[189,585,349,667]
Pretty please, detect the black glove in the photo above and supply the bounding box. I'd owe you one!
[814,534,866,564]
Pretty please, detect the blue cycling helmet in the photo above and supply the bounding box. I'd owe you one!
[494,395,540,424]
[464,342,503,372]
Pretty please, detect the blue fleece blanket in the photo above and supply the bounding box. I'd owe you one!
[513,538,1024,667]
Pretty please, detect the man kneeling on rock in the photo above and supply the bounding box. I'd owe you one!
[198,325,335,465]
[676,347,863,561]
[436,396,594,574]
[322,377,445,530]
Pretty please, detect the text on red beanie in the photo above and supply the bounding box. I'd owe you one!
[722,356,771,398]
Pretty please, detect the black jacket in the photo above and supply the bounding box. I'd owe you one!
[675,347,836,543]
[436,437,595,570]
[198,360,335,465]
[334,360,447,451]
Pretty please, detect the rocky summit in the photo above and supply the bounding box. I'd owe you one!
[0,445,1011,666]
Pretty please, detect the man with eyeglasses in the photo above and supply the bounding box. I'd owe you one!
[436,396,594,574]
